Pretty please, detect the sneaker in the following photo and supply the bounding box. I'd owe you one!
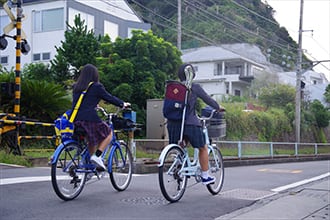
[202,176,215,185]
[90,154,106,170]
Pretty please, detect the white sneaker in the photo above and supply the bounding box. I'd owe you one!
[90,154,106,170]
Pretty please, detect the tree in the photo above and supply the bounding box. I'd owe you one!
[310,100,330,128]
[98,30,181,109]
[23,63,53,82]
[50,14,100,80]
[258,83,295,108]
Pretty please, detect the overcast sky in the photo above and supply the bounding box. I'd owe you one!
[265,0,330,81]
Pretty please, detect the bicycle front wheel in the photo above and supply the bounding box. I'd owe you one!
[109,142,133,191]
[51,143,86,201]
[158,145,187,203]
[207,146,224,195]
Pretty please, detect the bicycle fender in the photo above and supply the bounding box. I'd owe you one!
[158,144,181,167]
[50,139,77,164]
[106,142,121,173]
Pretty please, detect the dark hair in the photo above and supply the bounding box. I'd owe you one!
[73,64,99,93]
[178,63,195,81]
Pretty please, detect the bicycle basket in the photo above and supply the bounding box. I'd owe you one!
[111,115,135,130]
[206,119,226,138]
[202,106,226,138]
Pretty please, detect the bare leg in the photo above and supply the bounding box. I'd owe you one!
[98,132,112,152]
[88,132,112,155]
[199,144,209,171]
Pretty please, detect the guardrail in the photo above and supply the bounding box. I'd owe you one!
[134,139,330,159]
[215,140,330,159]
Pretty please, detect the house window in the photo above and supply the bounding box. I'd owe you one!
[215,63,221,76]
[33,54,41,61]
[226,65,242,75]
[234,90,241,96]
[0,56,8,65]
[42,52,50,60]
[33,8,64,32]
[33,52,51,61]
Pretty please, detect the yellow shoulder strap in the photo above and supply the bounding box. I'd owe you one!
[69,82,93,122]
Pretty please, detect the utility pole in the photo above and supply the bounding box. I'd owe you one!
[177,0,181,50]
[295,0,304,143]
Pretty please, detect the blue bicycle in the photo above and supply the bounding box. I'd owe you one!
[51,106,134,201]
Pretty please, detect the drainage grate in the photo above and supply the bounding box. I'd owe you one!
[121,196,168,205]
[220,188,276,201]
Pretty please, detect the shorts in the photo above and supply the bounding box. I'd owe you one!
[74,121,111,147]
[167,121,205,148]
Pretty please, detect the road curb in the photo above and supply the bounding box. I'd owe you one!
[18,154,330,174]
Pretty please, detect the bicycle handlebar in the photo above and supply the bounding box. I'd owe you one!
[197,108,225,121]
[96,106,132,117]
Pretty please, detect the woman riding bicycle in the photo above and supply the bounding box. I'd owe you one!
[72,64,130,170]
[166,63,225,185]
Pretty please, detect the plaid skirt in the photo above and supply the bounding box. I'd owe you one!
[74,121,111,147]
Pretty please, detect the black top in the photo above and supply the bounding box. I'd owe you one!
[72,82,124,122]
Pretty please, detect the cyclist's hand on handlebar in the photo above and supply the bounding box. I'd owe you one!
[123,102,131,109]
[218,105,226,112]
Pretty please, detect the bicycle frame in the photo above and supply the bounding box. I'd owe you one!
[158,110,221,178]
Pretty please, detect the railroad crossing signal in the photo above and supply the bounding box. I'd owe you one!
[2,1,27,39]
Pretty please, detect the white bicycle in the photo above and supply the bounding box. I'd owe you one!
[158,109,226,202]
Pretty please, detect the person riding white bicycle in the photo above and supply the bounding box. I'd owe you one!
[166,63,225,185]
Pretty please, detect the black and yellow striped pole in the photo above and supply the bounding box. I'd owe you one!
[14,0,23,115]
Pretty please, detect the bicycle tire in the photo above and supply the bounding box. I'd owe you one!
[206,146,224,195]
[158,145,187,203]
[51,143,86,201]
[109,142,133,191]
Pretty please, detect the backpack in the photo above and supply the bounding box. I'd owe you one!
[54,82,93,142]
[54,110,74,141]
[163,81,189,121]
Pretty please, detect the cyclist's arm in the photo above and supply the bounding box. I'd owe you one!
[97,83,125,108]
[193,83,221,111]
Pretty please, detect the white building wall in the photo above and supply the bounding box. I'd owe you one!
[0,0,150,69]
[1,0,66,68]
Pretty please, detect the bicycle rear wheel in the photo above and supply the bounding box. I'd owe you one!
[51,143,86,201]
[109,142,133,191]
[207,146,224,195]
[158,145,187,203]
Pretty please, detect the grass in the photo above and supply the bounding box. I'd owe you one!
[0,150,33,167]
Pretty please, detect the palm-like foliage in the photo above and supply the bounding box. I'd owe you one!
[20,80,71,122]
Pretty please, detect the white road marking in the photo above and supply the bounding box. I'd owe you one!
[271,172,330,192]
[0,174,148,185]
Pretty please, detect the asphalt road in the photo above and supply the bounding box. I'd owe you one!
[0,160,329,220]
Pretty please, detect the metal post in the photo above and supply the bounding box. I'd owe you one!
[177,0,181,50]
[238,141,242,158]
[14,0,23,116]
[270,142,273,158]
[295,0,304,143]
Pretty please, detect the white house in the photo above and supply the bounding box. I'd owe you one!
[181,45,265,100]
[277,70,329,105]
[0,0,150,68]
